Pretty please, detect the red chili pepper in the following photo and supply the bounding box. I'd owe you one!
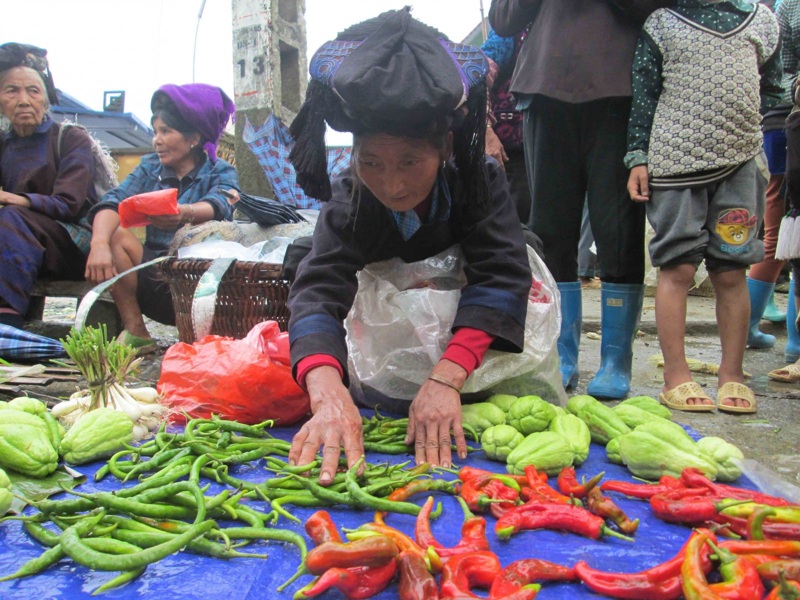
[351,522,431,562]
[719,539,800,556]
[459,466,496,483]
[704,537,764,600]
[415,495,490,558]
[680,468,791,507]
[397,551,439,600]
[293,558,397,599]
[600,475,683,499]
[585,486,639,535]
[489,559,576,599]
[439,550,502,599]
[574,533,714,600]
[765,573,800,600]
[523,465,576,505]
[305,535,399,575]
[649,488,747,525]
[757,559,800,583]
[740,553,781,568]
[713,513,800,540]
[681,529,724,600]
[721,502,800,524]
[305,510,342,545]
[484,478,521,519]
[556,467,604,499]
[494,501,633,541]
[375,475,457,523]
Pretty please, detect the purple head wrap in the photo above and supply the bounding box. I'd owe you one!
[151,83,235,162]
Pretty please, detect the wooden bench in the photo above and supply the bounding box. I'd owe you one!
[27,279,123,337]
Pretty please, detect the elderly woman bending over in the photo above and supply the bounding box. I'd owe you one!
[86,84,239,354]
[0,43,98,329]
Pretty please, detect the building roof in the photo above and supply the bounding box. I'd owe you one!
[52,89,153,151]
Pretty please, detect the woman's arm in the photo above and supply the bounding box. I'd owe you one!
[20,125,95,221]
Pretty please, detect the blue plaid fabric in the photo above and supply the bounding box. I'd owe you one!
[391,172,452,240]
[0,324,66,360]
[243,115,351,210]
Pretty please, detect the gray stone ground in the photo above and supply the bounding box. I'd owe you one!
[12,286,800,496]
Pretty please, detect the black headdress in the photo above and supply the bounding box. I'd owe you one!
[0,43,58,105]
[289,7,489,206]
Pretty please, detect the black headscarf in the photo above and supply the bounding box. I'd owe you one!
[0,43,58,105]
[289,7,490,206]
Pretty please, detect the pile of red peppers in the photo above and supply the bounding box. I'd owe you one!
[292,464,800,599]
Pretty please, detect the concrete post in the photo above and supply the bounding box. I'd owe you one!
[231,0,307,197]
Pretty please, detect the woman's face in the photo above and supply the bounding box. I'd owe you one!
[152,116,201,176]
[354,134,445,212]
[0,67,48,136]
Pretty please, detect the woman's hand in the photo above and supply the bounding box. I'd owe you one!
[406,361,468,468]
[149,210,185,230]
[0,190,31,208]
[485,127,509,167]
[85,242,117,284]
[289,366,364,485]
[627,165,651,202]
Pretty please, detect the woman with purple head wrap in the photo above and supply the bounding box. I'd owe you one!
[86,83,239,354]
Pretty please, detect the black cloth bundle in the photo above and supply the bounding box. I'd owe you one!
[234,193,307,226]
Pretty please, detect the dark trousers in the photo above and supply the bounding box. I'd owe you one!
[523,95,645,283]
[505,148,532,224]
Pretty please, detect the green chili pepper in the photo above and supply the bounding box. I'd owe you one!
[91,567,146,595]
[345,457,422,516]
[60,518,216,571]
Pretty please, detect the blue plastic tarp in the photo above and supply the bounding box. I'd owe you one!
[0,415,777,599]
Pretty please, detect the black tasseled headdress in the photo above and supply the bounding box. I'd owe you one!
[0,43,58,105]
[289,7,489,207]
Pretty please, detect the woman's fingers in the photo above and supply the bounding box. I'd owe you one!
[451,420,468,461]
[318,442,342,485]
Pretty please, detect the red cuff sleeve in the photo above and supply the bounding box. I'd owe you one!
[296,354,344,391]
[442,327,495,376]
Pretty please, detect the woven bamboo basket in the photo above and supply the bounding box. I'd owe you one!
[161,258,291,343]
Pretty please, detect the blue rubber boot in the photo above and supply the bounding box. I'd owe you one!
[557,282,582,389]
[587,282,644,399]
[763,289,786,323]
[746,278,776,349]
[786,279,800,362]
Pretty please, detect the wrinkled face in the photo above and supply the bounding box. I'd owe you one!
[0,66,48,134]
[354,134,444,212]
[152,116,199,173]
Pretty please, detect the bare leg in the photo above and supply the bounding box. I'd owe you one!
[709,268,751,410]
[108,229,149,339]
[657,263,713,406]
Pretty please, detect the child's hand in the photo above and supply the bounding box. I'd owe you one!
[627,165,651,202]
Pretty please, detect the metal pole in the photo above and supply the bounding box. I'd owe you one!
[192,0,208,82]
[479,0,488,42]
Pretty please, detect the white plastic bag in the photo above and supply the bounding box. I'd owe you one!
[344,245,567,410]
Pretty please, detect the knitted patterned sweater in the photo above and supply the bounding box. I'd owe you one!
[626,2,781,186]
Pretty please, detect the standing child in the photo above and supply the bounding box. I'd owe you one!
[626,0,782,413]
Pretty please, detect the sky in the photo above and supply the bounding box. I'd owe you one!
[0,1,485,144]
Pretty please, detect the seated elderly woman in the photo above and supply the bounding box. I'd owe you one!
[86,83,239,354]
[286,8,535,482]
[0,43,98,329]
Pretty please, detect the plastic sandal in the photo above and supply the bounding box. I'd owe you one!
[658,381,716,412]
[717,382,757,415]
[767,362,800,383]
[117,330,158,356]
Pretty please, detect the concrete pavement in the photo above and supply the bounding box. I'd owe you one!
[577,284,800,495]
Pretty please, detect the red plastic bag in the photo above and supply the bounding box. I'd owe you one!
[157,321,310,425]
[118,188,180,228]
